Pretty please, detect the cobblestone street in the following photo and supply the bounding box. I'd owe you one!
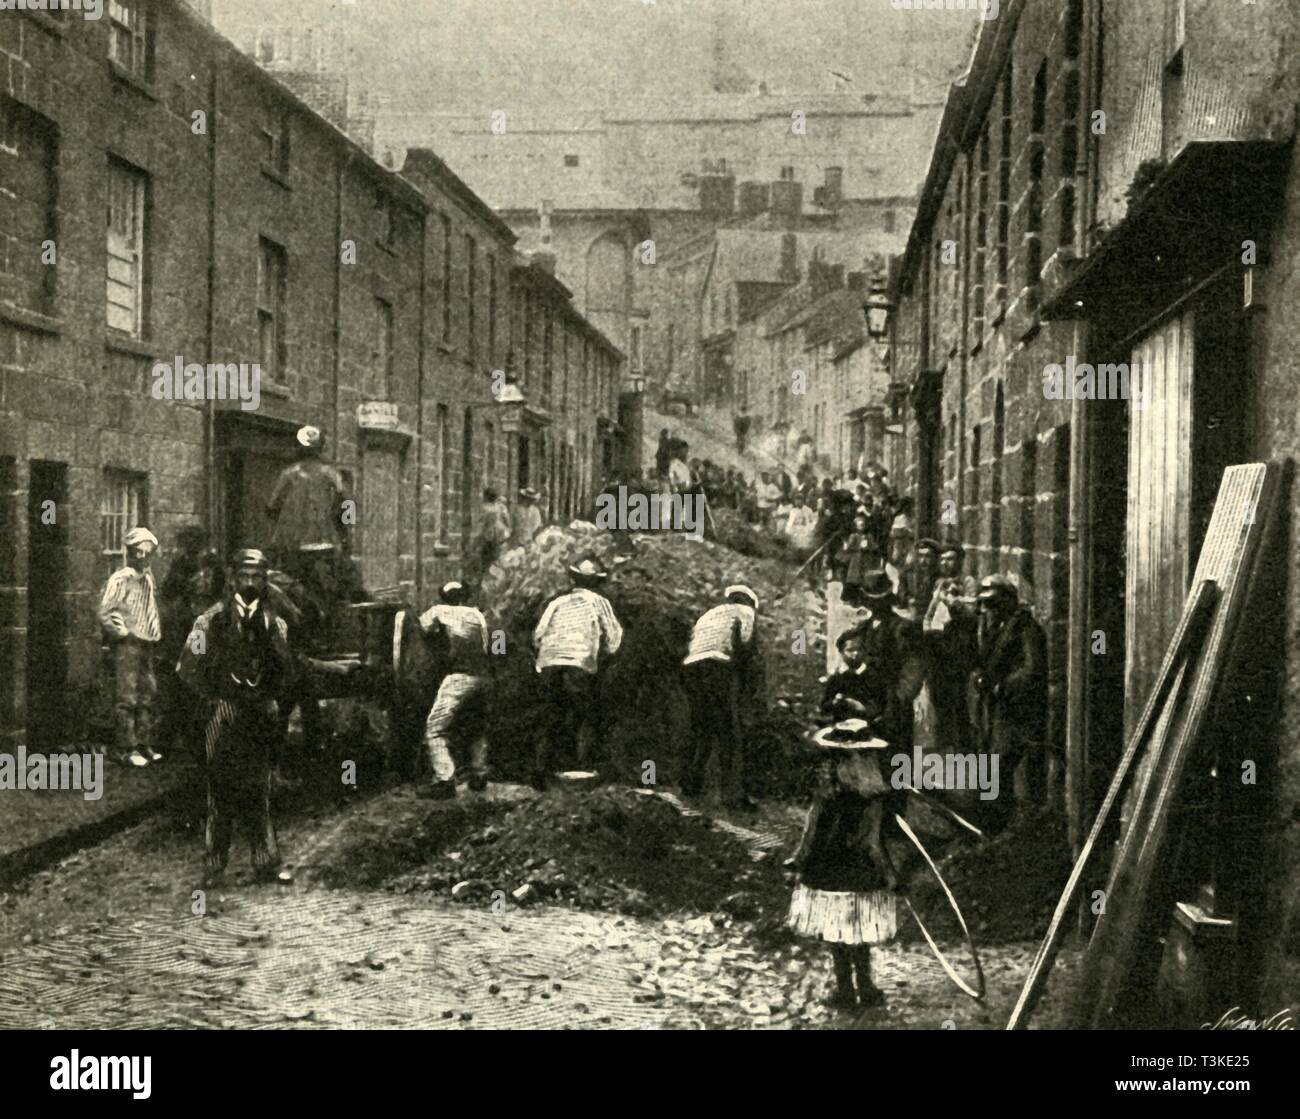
[0,782,1075,1031]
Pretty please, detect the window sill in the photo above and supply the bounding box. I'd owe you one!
[105,331,157,359]
[109,61,159,102]
[23,11,66,37]
[0,303,62,336]
[261,164,292,190]
[431,543,452,557]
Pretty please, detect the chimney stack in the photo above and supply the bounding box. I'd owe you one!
[769,170,803,227]
[822,166,843,209]
[779,233,798,282]
[737,181,770,219]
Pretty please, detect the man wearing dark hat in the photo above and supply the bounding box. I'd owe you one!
[418,581,492,799]
[98,526,163,767]
[903,538,941,617]
[973,574,1047,814]
[531,555,623,789]
[178,549,295,885]
[680,585,764,808]
[840,571,927,754]
[923,544,980,756]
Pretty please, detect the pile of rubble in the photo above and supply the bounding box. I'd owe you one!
[906,805,1073,944]
[394,785,789,920]
[478,522,826,795]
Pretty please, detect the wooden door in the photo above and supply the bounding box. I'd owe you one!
[362,447,401,593]
[1124,311,1193,736]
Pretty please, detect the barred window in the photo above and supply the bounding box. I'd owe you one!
[100,470,147,571]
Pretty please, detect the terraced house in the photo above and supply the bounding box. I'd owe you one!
[889,0,1300,1020]
[0,0,623,752]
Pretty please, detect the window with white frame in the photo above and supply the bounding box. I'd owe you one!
[106,158,147,337]
[108,0,151,79]
[257,237,286,381]
[100,470,147,571]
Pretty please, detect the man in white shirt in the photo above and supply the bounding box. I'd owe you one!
[532,556,623,789]
[419,581,492,799]
[755,473,782,529]
[680,585,764,808]
[99,527,163,768]
[510,487,544,549]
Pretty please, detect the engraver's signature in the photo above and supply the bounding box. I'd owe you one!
[1200,1007,1296,1030]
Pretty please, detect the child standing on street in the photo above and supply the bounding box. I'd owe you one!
[788,628,902,1011]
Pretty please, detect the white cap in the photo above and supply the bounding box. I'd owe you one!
[124,527,159,550]
[725,584,759,611]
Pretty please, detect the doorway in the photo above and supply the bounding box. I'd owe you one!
[27,460,68,750]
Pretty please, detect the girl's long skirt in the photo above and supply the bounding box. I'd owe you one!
[787,883,898,945]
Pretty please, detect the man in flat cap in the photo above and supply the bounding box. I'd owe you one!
[266,425,350,573]
[531,555,623,789]
[418,580,492,799]
[98,527,163,767]
[511,487,544,549]
[973,574,1047,818]
[680,585,765,808]
[178,548,295,885]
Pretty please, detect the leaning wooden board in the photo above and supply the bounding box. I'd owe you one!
[1005,578,1219,1029]
[1069,463,1279,1029]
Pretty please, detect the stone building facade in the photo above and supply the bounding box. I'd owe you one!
[0,1,622,751]
[889,0,1300,1021]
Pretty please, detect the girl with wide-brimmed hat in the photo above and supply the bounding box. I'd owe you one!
[787,625,902,1012]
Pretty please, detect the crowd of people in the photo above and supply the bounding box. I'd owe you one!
[93,419,1045,932]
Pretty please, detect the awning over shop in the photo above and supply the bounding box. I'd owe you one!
[1041,140,1292,326]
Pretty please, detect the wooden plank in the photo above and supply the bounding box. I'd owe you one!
[1070,462,1278,1029]
[1006,578,1218,1030]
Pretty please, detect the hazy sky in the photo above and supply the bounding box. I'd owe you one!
[212,0,979,112]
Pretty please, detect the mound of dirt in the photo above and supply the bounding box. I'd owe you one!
[477,524,826,797]
[905,806,1073,945]
[392,786,789,920]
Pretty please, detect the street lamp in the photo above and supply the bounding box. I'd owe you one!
[863,277,896,341]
